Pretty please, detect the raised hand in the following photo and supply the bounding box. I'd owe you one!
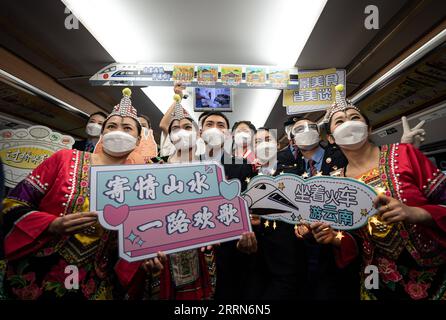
[401,116,425,147]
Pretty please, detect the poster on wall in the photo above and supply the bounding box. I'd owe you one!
[0,126,75,188]
[221,66,242,86]
[269,68,290,89]
[172,65,195,85]
[285,68,346,115]
[197,65,218,86]
[246,67,266,87]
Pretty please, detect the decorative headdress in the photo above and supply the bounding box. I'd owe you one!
[171,92,192,121]
[323,84,361,123]
[106,88,141,126]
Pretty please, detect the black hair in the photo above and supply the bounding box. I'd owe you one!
[232,121,257,134]
[284,115,312,128]
[101,116,142,136]
[200,111,230,129]
[325,109,371,134]
[168,117,199,134]
[293,117,312,124]
[198,112,208,124]
[139,114,152,129]
[89,112,107,120]
[256,127,277,141]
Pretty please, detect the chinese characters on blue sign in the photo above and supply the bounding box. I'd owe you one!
[243,174,377,230]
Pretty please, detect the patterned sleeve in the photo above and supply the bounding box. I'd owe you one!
[403,144,446,247]
[1,150,65,260]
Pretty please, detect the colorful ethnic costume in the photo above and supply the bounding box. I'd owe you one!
[116,100,214,300]
[1,88,147,300]
[1,149,122,299]
[332,143,446,300]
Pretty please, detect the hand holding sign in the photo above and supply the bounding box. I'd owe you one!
[236,232,258,254]
[310,222,337,245]
[374,194,433,225]
[142,252,167,273]
[294,224,311,240]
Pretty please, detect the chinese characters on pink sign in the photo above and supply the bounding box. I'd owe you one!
[90,162,251,262]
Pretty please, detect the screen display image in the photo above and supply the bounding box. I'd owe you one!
[194,87,232,112]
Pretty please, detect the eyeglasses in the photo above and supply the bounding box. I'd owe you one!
[291,123,318,135]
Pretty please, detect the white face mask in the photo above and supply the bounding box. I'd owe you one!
[170,129,197,151]
[294,130,320,151]
[234,132,251,147]
[86,123,102,137]
[332,121,369,150]
[201,127,225,147]
[256,141,277,164]
[102,131,137,157]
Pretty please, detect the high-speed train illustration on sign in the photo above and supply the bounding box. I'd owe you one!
[242,174,379,230]
[243,178,300,220]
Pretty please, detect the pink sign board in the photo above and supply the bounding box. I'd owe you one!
[90,161,251,262]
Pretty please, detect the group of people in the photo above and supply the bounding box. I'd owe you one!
[0,83,445,301]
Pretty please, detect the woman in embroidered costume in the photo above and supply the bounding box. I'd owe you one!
[0,88,152,299]
[162,100,215,299]
[311,85,446,300]
[116,96,215,300]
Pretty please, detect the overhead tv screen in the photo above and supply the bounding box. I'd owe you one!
[194,87,232,112]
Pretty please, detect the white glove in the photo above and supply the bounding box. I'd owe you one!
[400,116,425,148]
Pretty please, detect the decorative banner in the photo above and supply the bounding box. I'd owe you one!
[90,63,299,90]
[0,126,75,188]
[90,161,251,262]
[269,68,290,89]
[197,65,218,86]
[242,174,378,230]
[285,68,346,115]
[172,65,195,84]
[246,67,266,87]
[221,66,242,86]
